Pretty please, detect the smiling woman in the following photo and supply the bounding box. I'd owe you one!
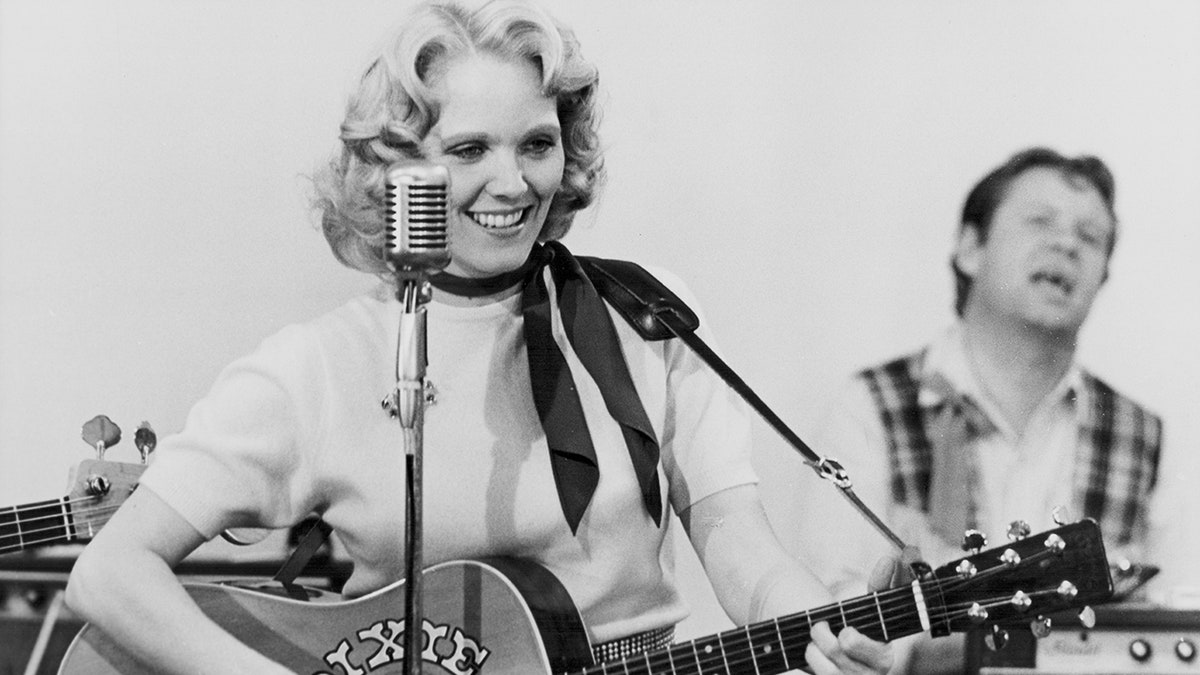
[311,1,601,282]
[57,1,898,673]
[413,53,567,280]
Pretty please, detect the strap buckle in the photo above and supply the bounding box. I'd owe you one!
[811,456,852,489]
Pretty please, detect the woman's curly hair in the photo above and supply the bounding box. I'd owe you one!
[312,0,605,275]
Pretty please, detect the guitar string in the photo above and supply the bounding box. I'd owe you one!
[611,548,1080,675]
[0,499,124,529]
[1,493,130,516]
[0,501,123,528]
[598,592,1053,675]
[0,503,123,553]
[590,584,923,675]
[0,493,132,534]
[635,540,1080,674]
[596,566,1074,675]
[0,514,117,553]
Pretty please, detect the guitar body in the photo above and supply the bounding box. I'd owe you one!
[59,558,593,675]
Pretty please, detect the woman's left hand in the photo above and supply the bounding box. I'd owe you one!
[806,621,894,675]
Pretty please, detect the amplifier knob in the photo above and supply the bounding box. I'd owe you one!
[1177,638,1197,662]
[1129,638,1152,662]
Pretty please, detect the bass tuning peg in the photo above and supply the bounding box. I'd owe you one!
[1052,506,1073,526]
[961,529,988,553]
[1007,520,1031,541]
[1030,616,1052,638]
[81,414,122,459]
[134,422,157,464]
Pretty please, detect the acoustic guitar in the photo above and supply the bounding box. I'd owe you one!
[58,518,1112,675]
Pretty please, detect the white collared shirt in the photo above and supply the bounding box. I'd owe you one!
[790,324,1091,602]
[918,323,1084,545]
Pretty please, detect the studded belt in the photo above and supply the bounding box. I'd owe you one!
[592,625,676,664]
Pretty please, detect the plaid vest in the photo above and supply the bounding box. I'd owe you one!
[860,352,1162,546]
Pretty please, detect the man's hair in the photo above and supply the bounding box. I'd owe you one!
[952,146,1118,316]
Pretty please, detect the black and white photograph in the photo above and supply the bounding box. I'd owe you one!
[2,1,1198,673]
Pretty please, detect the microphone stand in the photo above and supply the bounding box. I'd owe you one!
[385,274,433,675]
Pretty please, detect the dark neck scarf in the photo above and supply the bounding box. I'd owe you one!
[429,243,662,534]
[428,254,540,298]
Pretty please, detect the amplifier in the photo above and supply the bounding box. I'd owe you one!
[971,604,1200,674]
[1,611,85,675]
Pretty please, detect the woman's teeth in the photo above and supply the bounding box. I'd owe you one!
[471,209,526,229]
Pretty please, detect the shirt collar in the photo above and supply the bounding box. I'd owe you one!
[916,323,1086,414]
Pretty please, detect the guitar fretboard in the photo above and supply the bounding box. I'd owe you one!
[580,588,925,674]
[0,498,73,554]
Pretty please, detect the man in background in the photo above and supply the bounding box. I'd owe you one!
[797,146,1162,673]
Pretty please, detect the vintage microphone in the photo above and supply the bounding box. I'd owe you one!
[381,161,450,675]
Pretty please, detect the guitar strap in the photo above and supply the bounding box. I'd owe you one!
[272,516,334,600]
[582,256,912,556]
[576,255,700,341]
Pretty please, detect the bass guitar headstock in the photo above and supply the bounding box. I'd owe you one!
[67,415,154,539]
[0,416,152,556]
[924,518,1113,647]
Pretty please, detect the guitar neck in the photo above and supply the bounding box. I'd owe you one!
[0,497,76,555]
[583,588,924,674]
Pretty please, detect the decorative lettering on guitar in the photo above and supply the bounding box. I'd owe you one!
[316,616,491,675]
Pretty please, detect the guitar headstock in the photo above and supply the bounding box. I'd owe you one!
[64,458,146,539]
[67,416,154,539]
[924,519,1113,639]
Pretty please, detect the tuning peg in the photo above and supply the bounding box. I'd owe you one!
[1051,506,1073,526]
[967,603,989,623]
[999,548,1021,568]
[985,625,1009,651]
[961,529,988,553]
[956,560,978,578]
[1058,581,1079,600]
[1030,616,1053,639]
[1044,533,1066,553]
[86,474,112,496]
[81,415,122,459]
[1010,590,1032,611]
[1007,520,1032,541]
[134,422,157,463]
[1078,606,1096,629]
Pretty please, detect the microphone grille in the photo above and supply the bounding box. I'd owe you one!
[384,163,450,273]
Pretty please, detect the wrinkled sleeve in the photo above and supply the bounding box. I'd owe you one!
[138,324,327,539]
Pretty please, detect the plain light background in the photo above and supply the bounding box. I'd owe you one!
[2,0,1198,641]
